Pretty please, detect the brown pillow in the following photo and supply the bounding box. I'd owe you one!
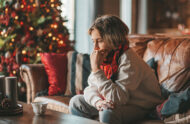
[164,109,190,124]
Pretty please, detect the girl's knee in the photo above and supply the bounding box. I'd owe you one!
[99,109,114,122]
[69,95,83,107]
[99,109,114,118]
[69,95,84,112]
[99,109,121,124]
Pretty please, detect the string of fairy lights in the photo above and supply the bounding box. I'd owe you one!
[0,0,71,76]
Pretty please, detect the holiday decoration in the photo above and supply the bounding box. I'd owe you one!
[0,0,72,77]
[1,98,12,109]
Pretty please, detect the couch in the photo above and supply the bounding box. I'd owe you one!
[20,34,190,124]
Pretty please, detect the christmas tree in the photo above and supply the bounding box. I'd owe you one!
[0,0,72,76]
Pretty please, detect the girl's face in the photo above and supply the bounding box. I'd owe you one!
[91,28,111,56]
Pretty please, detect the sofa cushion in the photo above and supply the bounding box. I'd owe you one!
[65,51,90,96]
[41,53,68,96]
[128,34,155,57]
[34,96,71,113]
[143,37,190,92]
[146,57,158,79]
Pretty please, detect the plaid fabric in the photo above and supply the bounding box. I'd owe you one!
[164,109,190,124]
[100,44,129,81]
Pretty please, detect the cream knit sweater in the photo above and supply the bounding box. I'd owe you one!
[84,49,163,110]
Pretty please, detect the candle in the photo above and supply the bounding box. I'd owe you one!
[0,75,5,97]
[5,77,18,108]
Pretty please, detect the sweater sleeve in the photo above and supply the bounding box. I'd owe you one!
[83,81,102,107]
[88,51,143,106]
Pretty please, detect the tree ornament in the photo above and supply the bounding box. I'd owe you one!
[14,0,20,10]
[1,29,6,36]
[37,29,43,36]
[5,51,11,59]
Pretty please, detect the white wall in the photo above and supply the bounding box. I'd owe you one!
[75,0,134,53]
[74,0,95,54]
[137,0,148,34]
[120,0,132,33]
[61,0,75,40]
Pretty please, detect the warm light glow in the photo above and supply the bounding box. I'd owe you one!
[37,53,40,57]
[11,38,15,42]
[48,33,52,37]
[59,40,64,44]
[9,43,13,46]
[30,0,34,2]
[52,37,56,40]
[58,34,62,38]
[4,34,8,37]
[46,9,50,13]
[29,27,34,31]
[50,24,54,28]
[20,21,24,25]
[49,45,52,50]
[15,16,19,20]
[23,57,27,62]
[21,4,24,8]
[50,0,54,2]
[5,8,8,13]
[27,5,31,9]
[53,24,58,29]
[56,38,59,41]
[22,50,27,55]
[13,70,16,75]
[33,4,36,7]
[51,4,55,7]
[62,22,64,26]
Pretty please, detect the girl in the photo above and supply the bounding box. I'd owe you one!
[69,15,163,124]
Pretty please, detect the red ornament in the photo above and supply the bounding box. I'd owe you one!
[11,12,17,18]
[20,21,24,25]
[23,57,28,62]
[0,15,10,26]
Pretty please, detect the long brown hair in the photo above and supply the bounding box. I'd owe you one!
[88,15,129,49]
